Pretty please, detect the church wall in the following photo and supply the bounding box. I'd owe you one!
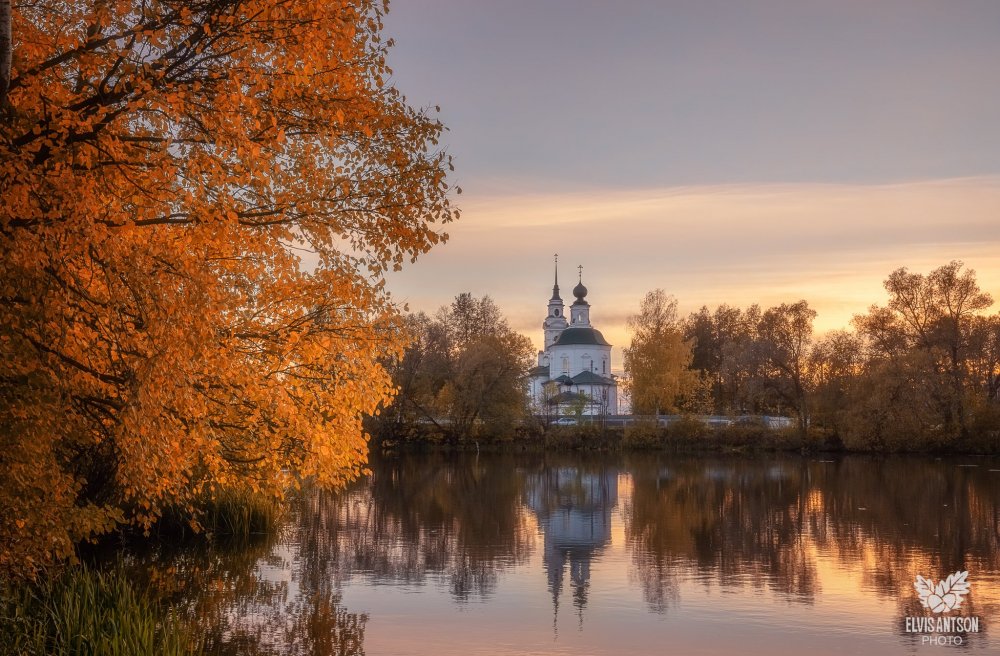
[548,343,612,377]
[528,375,546,413]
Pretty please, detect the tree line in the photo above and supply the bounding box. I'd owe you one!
[625,261,999,449]
[376,260,999,452]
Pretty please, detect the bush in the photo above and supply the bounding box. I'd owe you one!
[544,424,621,450]
[623,418,662,449]
[665,415,711,443]
[964,404,1000,453]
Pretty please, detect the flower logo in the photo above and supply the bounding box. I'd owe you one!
[915,571,970,613]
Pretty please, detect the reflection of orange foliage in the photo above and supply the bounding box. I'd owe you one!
[0,1,457,577]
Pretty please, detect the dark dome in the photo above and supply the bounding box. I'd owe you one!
[573,282,588,299]
[553,327,610,346]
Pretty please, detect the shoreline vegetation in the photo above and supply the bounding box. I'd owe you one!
[0,488,283,656]
[0,562,199,656]
[372,416,1000,456]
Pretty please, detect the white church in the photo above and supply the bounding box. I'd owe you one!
[528,258,619,416]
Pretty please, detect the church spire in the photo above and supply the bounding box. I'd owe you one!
[551,253,562,301]
[543,255,568,350]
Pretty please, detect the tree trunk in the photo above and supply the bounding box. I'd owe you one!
[0,0,11,110]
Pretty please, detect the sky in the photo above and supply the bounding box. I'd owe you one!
[378,1,1000,361]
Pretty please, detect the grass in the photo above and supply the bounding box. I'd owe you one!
[198,487,282,539]
[0,562,199,656]
[0,485,286,655]
[153,486,284,542]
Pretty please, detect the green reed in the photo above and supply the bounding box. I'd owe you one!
[198,486,283,539]
[0,562,199,656]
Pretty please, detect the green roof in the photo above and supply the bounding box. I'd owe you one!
[571,371,614,385]
[547,391,591,405]
[553,327,611,347]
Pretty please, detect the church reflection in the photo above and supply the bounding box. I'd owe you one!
[95,453,1000,654]
[524,461,619,628]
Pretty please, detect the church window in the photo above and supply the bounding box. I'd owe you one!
[553,309,559,316]
[561,356,569,374]
[602,359,606,374]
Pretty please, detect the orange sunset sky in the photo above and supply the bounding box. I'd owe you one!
[377,2,1000,364]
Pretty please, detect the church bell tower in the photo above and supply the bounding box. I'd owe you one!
[543,255,568,349]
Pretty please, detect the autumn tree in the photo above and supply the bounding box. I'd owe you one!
[968,314,1000,404]
[0,0,458,576]
[807,330,863,436]
[623,290,695,415]
[685,304,758,413]
[752,301,817,436]
[854,261,992,440]
[379,294,534,441]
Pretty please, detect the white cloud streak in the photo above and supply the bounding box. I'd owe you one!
[386,177,1000,358]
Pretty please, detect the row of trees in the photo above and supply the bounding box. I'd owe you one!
[1,1,457,577]
[624,261,1000,448]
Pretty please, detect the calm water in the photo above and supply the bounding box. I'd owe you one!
[122,453,1000,655]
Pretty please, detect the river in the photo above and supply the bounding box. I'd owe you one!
[118,452,1000,655]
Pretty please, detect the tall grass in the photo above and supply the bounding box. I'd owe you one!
[0,562,199,655]
[154,486,284,542]
[199,487,282,539]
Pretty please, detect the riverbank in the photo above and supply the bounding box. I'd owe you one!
[0,486,285,655]
[374,417,1000,455]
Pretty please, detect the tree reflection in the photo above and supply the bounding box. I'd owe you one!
[623,454,1000,650]
[805,458,1000,648]
[106,528,367,655]
[297,453,535,600]
[95,452,1000,653]
[626,456,818,611]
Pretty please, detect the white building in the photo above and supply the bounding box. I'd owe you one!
[528,259,619,415]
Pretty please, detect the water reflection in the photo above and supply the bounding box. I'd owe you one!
[626,458,818,610]
[111,527,367,655]
[806,458,1000,647]
[524,459,619,627]
[107,453,1000,655]
[309,453,535,599]
[625,456,1000,649]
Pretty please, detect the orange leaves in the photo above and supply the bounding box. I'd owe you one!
[0,0,457,578]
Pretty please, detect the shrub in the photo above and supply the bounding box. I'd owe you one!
[623,419,662,449]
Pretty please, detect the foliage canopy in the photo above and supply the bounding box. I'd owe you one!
[380,294,534,441]
[0,0,457,576]
[623,289,695,415]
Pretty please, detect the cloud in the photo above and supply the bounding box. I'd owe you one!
[385,176,1000,356]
